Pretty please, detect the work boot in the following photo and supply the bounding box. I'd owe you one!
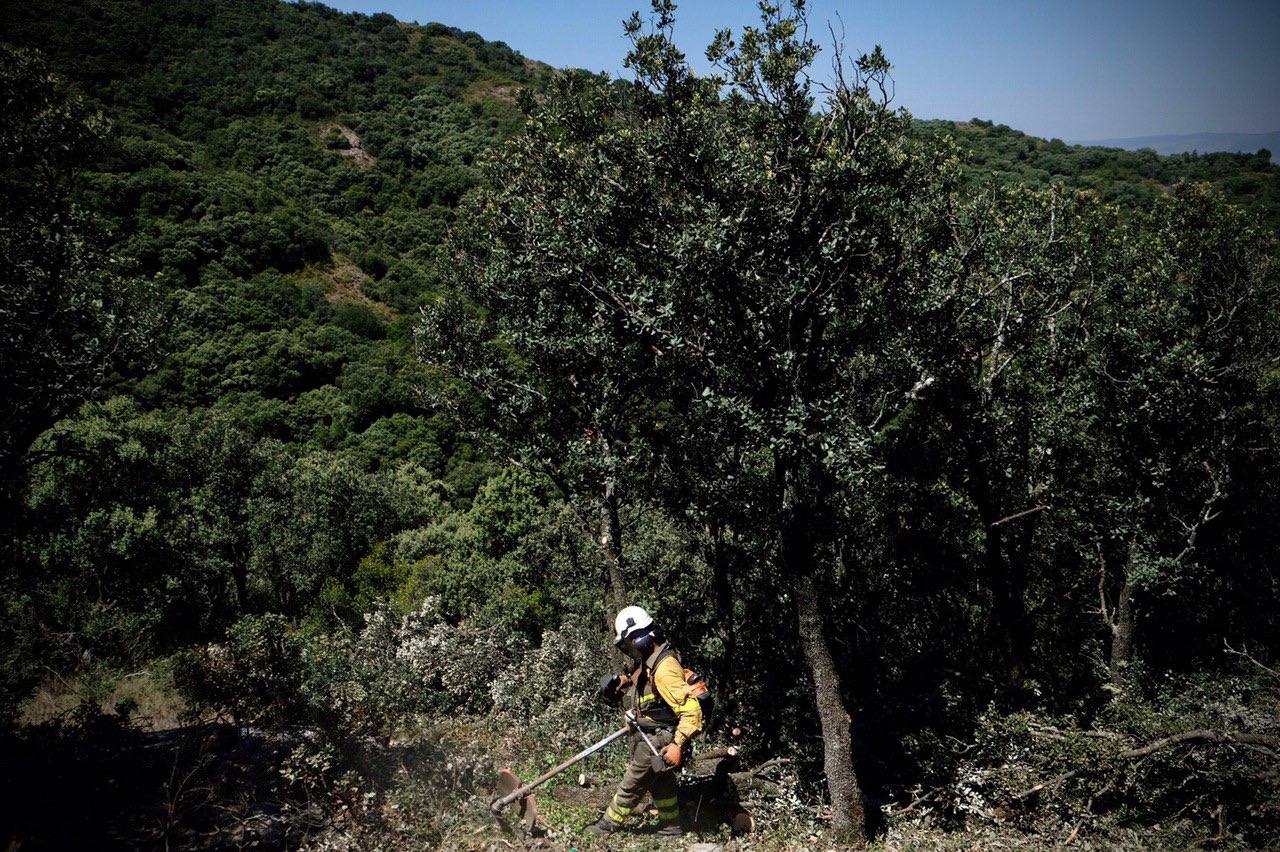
[654,820,683,837]
[585,815,620,835]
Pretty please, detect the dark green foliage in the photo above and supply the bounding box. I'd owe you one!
[920,119,1280,230]
[3,0,1280,848]
[950,675,1280,846]
[416,3,1280,844]
[0,45,160,719]
[0,45,157,500]
[0,0,539,708]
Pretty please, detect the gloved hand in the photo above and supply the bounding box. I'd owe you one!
[661,743,683,767]
[597,672,634,705]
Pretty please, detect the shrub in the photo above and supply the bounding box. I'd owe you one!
[920,676,1280,846]
[174,614,305,725]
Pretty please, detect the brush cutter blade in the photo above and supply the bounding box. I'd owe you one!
[731,808,755,835]
[494,768,538,831]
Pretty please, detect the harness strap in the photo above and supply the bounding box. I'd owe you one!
[634,646,681,727]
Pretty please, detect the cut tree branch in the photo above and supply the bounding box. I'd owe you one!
[1120,729,1278,759]
[1014,728,1279,800]
[990,504,1049,528]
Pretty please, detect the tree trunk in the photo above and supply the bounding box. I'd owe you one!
[795,569,866,845]
[964,434,1032,697]
[231,561,249,611]
[986,520,1032,692]
[780,465,865,845]
[599,477,626,615]
[707,522,738,698]
[1109,541,1137,692]
[595,429,627,618]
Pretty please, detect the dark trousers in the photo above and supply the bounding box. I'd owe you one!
[604,729,679,825]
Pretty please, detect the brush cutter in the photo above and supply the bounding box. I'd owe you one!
[489,711,672,828]
[491,724,630,827]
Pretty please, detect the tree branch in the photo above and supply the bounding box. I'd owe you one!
[989,504,1049,528]
[1224,641,1280,681]
[1120,729,1278,759]
[1014,728,1280,800]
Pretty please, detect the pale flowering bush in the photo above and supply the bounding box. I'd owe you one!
[490,619,609,751]
[178,597,613,747]
[173,613,307,725]
[390,597,529,714]
[950,762,1000,822]
[297,607,422,737]
[353,597,607,749]
[174,596,621,846]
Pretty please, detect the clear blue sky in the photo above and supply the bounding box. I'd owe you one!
[327,0,1279,141]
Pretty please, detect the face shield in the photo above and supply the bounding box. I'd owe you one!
[618,626,655,660]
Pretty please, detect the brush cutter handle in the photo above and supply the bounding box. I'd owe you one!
[625,709,662,757]
[490,725,630,814]
[625,710,672,772]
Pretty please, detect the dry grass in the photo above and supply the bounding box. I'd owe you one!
[296,253,397,320]
[20,667,190,730]
[465,78,521,105]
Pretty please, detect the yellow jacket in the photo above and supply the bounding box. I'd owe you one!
[633,643,703,748]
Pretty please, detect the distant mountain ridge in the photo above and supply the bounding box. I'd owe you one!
[1075,131,1280,163]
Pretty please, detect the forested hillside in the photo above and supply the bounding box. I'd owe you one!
[2,1,1279,849]
[1,0,535,675]
[924,119,1280,230]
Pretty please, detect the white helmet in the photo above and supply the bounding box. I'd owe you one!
[613,605,653,646]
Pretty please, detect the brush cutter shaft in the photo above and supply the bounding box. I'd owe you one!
[625,709,662,758]
[490,725,630,813]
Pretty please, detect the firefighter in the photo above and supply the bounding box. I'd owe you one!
[588,605,703,837]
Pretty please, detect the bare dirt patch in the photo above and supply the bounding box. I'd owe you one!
[465,78,521,104]
[300,254,397,320]
[317,122,376,168]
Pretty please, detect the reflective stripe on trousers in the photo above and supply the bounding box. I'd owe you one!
[606,729,679,823]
